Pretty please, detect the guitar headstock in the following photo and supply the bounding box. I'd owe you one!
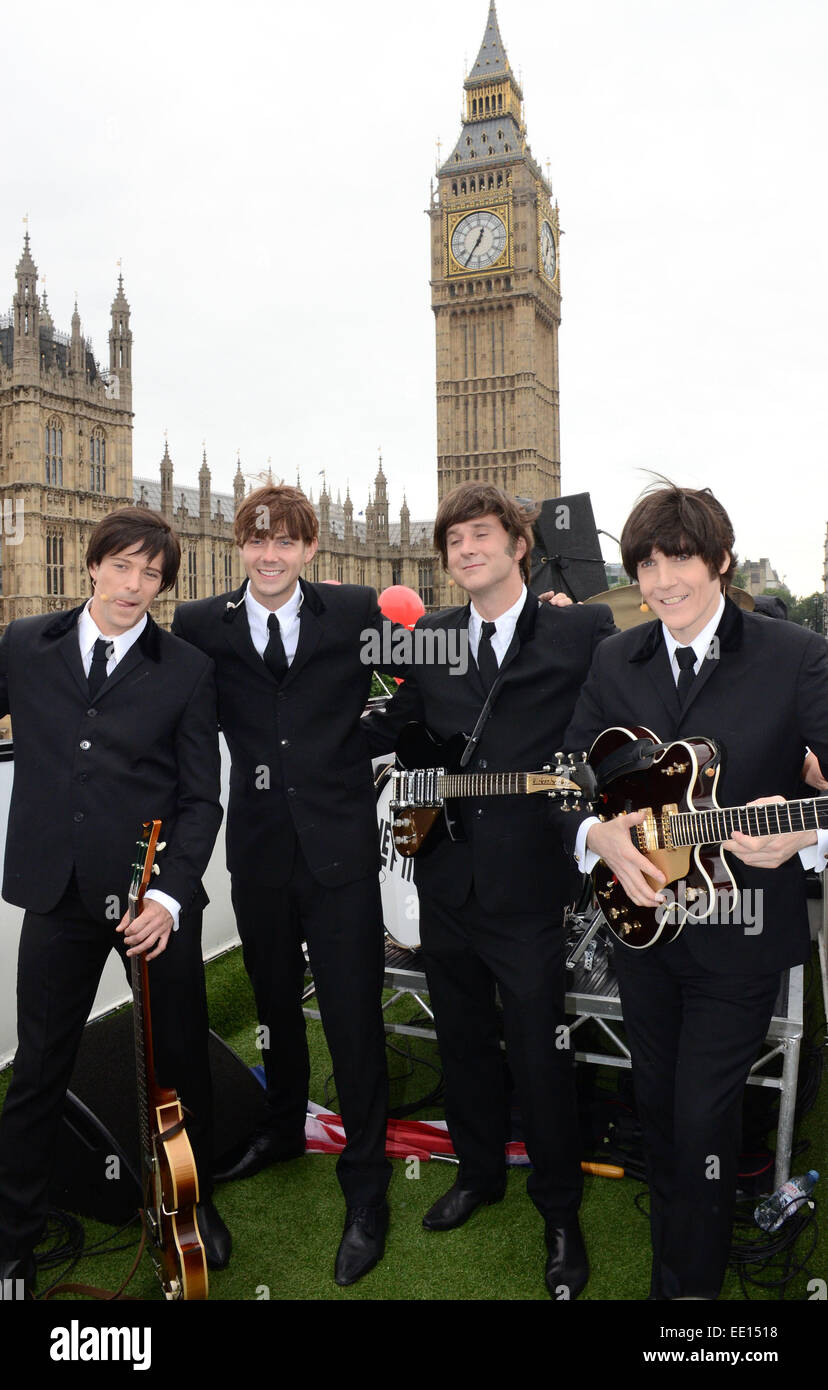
[127,820,165,916]
[527,752,596,810]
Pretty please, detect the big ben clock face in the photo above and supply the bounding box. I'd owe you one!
[450,210,508,271]
[540,220,558,283]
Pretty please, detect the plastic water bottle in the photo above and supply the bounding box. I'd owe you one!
[753,1171,818,1232]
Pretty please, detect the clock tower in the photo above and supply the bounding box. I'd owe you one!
[430,2,561,504]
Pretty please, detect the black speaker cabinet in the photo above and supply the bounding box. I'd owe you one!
[529,492,608,601]
[51,1011,266,1224]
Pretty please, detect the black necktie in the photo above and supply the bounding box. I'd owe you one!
[87,637,111,699]
[263,613,288,683]
[675,646,696,704]
[477,620,499,691]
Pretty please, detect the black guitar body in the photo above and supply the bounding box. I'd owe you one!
[395,722,468,853]
[590,725,737,949]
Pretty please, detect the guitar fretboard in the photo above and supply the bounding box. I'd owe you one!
[670,797,828,847]
[438,772,531,797]
[131,940,152,1164]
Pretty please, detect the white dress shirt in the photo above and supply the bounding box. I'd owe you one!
[469,585,529,668]
[79,602,181,929]
[244,581,304,664]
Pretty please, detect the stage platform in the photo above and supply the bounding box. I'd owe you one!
[304,927,807,1190]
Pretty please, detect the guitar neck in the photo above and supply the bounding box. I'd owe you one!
[672,796,828,847]
[438,772,532,797]
[130,909,155,1166]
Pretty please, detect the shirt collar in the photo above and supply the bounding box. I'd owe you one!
[244,579,304,626]
[469,584,527,635]
[78,600,147,662]
[662,592,726,668]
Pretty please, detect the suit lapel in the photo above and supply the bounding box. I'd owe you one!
[628,619,682,725]
[281,596,323,687]
[92,615,162,702]
[56,621,91,700]
[679,597,743,722]
[220,581,273,681]
[459,604,487,699]
[497,589,539,682]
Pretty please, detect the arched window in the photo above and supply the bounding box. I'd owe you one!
[46,530,65,595]
[45,418,63,486]
[89,429,107,493]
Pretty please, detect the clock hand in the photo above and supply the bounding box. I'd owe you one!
[465,228,485,264]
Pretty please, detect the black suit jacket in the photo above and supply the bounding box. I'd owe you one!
[0,607,222,921]
[172,579,400,890]
[562,599,828,973]
[363,592,616,916]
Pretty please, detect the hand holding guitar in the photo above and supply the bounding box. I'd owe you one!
[585,812,667,908]
[723,795,817,869]
[117,900,174,960]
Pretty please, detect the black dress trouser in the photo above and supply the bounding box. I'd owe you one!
[611,933,781,1299]
[230,835,391,1207]
[0,874,213,1260]
[418,886,584,1223]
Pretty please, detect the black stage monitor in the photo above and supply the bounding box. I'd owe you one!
[528,492,608,602]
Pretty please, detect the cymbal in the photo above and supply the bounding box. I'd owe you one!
[583,583,754,629]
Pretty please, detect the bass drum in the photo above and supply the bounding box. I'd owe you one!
[375,762,421,951]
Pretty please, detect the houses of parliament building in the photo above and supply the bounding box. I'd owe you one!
[0,3,563,632]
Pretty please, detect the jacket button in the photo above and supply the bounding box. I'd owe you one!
[280,739,290,747]
[73,811,84,823]
[287,787,296,796]
[79,773,88,784]
[79,740,91,750]
[86,708,98,717]
[479,759,488,769]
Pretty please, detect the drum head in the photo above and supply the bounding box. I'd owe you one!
[375,763,421,950]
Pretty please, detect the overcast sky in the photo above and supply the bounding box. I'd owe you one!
[4,0,826,596]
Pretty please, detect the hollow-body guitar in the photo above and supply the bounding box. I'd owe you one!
[129,820,208,1300]
[589,724,828,949]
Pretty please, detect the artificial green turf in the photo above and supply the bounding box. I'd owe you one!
[0,944,824,1302]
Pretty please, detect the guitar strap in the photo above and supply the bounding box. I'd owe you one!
[459,668,508,768]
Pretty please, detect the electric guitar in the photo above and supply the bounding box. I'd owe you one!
[388,721,593,856]
[129,820,208,1300]
[588,724,828,949]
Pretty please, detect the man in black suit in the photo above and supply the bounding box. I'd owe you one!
[563,482,828,1299]
[363,481,615,1299]
[0,507,229,1295]
[172,485,400,1287]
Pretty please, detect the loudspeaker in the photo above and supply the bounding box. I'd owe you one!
[529,492,608,601]
[51,1012,266,1224]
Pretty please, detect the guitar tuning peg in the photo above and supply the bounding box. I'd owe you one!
[156,842,166,852]
[554,751,563,760]
[152,863,161,875]
[542,763,551,772]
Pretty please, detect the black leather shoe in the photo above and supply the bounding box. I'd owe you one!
[334,1203,388,1286]
[0,1255,36,1300]
[544,1220,589,1300]
[422,1183,505,1231]
[214,1133,305,1182]
[196,1200,232,1270]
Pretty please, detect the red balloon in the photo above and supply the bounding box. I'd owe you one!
[379,584,426,630]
